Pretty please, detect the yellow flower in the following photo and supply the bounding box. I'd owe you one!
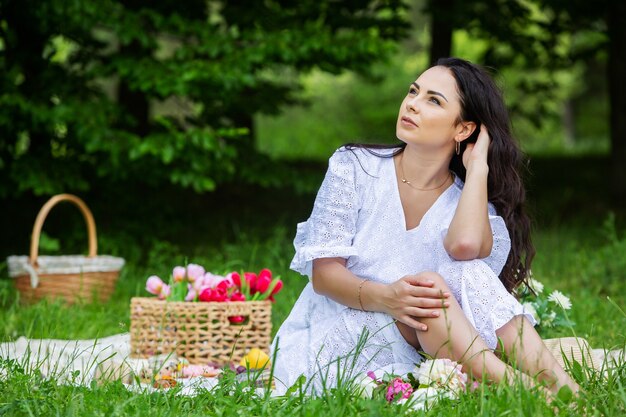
[240,348,270,369]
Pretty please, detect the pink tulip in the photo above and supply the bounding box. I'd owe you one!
[158,284,171,300]
[198,272,225,289]
[186,264,205,282]
[185,287,197,301]
[172,266,186,283]
[192,274,209,293]
[146,276,164,295]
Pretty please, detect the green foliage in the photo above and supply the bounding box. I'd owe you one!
[0,0,408,196]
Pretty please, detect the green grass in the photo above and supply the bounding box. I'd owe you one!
[0,220,625,416]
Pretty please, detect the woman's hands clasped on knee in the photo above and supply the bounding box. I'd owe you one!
[372,274,450,331]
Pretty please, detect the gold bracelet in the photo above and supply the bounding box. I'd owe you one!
[357,279,369,311]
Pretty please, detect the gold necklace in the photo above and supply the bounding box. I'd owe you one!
[399,153,452,191]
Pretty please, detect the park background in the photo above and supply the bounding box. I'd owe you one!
[0,1,625,416]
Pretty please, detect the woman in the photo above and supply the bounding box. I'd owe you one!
[271,58,579,396]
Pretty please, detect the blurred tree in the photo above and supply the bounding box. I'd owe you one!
[0,0,408,197]
[423,0,624,206]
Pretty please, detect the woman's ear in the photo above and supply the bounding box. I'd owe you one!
[455,121,477,142]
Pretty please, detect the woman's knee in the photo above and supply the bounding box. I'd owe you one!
[416,271,451,293]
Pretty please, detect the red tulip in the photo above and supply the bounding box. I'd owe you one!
[228,316,245,324]
[212,287,228,302]
[270,279,283,296]
[244,272,257,292]
[258,268,272,281]
[217,279,233,292]
[255,275,271,293]
[230,291,246,302]
[199,287,228,302]
[230,272,241,288]
[198,287,214,302]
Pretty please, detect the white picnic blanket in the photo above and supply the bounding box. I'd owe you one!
[0,333,623,389]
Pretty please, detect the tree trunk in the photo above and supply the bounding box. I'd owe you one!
[608,1,626,207]
[562,99,575,147]
[117,41,150,136]
[428,0,454,66]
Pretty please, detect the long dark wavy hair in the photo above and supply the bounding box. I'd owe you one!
[344,57,534,293]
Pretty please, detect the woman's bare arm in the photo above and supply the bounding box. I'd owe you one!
[312,257,450,331]
[444,126,493,259]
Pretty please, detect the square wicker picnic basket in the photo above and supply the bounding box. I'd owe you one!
[129,297,272,365]
[7,194,124,304]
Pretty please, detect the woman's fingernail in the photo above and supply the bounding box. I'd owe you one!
[443,292,451,297]
[421,325,428,331]
[444,302,450,307]
[432,311,439,317]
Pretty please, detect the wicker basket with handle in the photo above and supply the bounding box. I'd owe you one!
[130,297,272,365]
[7,194,124,304]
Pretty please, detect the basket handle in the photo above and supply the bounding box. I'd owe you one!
[29,194,97,266]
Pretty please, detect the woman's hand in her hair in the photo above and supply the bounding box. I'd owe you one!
[462,125,490,172]
[378,275,450,331]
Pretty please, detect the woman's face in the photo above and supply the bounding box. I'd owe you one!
[396,66,465,152]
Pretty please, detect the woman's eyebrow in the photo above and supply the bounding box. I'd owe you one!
[412,82,449,102]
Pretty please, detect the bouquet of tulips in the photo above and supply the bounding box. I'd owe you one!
[145,263,283,304]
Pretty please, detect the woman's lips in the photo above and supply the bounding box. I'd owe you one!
[401,116,418,127]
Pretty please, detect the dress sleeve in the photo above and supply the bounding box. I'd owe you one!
[482,204,511,276]
[289,149,361,279]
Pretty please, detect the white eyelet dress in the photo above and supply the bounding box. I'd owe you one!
[271,146,535,395]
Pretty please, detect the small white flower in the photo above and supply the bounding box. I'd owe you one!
[355,373,378,398]
[398,387,440,412]
[528,278,544,294]
[548,290,572,310]
[522,302,540,325]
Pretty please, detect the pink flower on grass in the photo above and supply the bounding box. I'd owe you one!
[385,377,413,402]
[146,276,164,295]
[172,266,186,283]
